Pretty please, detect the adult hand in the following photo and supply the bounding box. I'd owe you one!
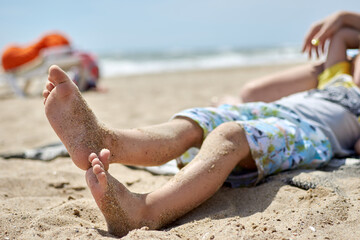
[302,11,344,59]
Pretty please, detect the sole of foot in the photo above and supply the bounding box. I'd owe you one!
[44,65,109,170]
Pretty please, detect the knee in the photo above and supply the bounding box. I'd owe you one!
[209,122,254,168]
[210,122,251,160]
[240,83,260,103]
[212,122,246,143]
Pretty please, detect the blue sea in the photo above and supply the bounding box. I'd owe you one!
[98,45,308,78]
[1,45,358,81]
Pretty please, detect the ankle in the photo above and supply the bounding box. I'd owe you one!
[136,200,159,229]
[102,128,121,164]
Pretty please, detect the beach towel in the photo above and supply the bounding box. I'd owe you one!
[1,32,101,94]
[1,33,70,71]
[0,142,178,175]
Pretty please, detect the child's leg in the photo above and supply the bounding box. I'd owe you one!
[86,122,254,237]
[43,65,203,170]
[240,62,324,103]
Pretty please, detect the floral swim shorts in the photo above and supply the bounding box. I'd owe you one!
[172,102,332,187]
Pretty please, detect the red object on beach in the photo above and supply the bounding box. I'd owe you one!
[1,33,70,71]
[72,51,101,91]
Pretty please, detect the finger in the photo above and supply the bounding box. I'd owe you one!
[302,30,315,49]
[321,41,326,55]
[302,42,311,53]
[302,23,322,52]
[314,26,334,49]
[315,46,320,59]
[302,36,314,53]
[302,32,313,52]
[306,47,312,59]
[308,46,313,59]
[302,41,308,53]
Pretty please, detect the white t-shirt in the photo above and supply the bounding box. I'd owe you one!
[276,74,360,157]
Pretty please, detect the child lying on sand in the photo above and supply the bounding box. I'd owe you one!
[42,13,360,238]
[215,11,360,105]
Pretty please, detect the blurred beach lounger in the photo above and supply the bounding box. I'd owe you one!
[0,32,100,97]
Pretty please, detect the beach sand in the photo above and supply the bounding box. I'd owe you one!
[1,64,360,239]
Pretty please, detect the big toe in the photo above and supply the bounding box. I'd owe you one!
[46,65,79,100]
[48,65,72,85]
[99,149,111,170]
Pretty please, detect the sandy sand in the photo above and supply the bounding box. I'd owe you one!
[1,64,360,239]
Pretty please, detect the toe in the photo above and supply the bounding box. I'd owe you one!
[86,166,107,189]
[97,172,107,188]
[93,164,108,188]
[48,65,70,85]
[93,164,103,174]
[100,149,110,157]
[92,157,105,169]
[89,153,98,163]
[99,149,111,170]
[43,90,50,99]
[85,167,98,187]
[46,81,55,91]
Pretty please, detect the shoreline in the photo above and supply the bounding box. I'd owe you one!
[103,61,305,79]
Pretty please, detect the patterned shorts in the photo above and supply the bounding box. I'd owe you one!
[172,102,332,187]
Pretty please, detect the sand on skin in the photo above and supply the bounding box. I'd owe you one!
[1,63,360,239]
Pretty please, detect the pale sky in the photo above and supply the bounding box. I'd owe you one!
[1,0,360,54]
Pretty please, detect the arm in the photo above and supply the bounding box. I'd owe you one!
[302,11,360,59]
[341,11,360,31]
[225,12,359,105]
[325,28,360,69]
[240,62,323,103]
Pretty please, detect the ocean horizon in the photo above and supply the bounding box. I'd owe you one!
[2,1,359,80]
[97,45,309,78]
[2,44,358,81]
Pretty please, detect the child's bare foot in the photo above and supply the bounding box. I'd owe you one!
[86,151,152,237]
[43,65,110,170]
